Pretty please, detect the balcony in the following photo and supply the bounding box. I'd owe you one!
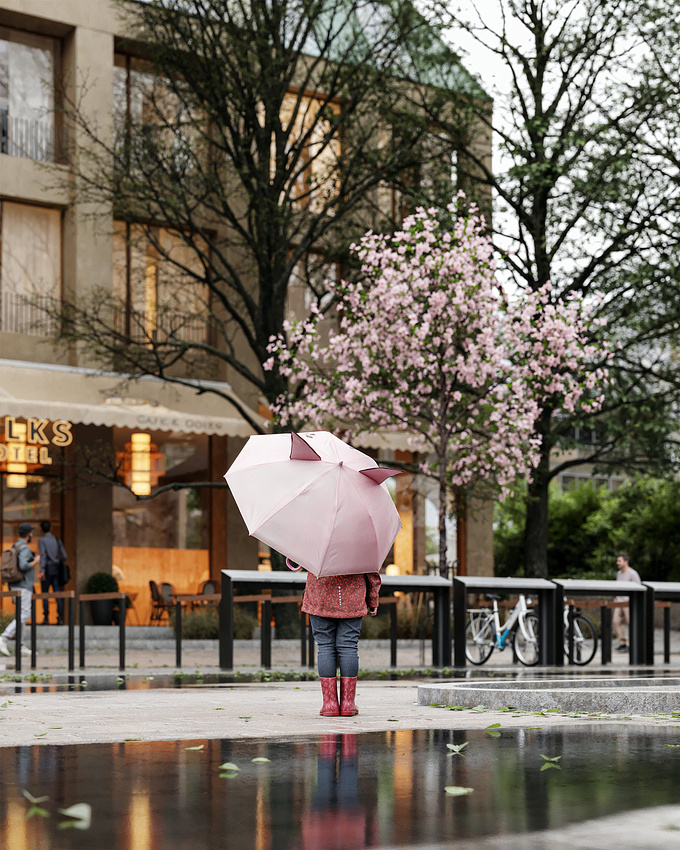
[0,112,67,164]
[114,307,210,346]
[0,291,58,336]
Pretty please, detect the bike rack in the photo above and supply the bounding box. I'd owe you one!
[452,576,558,668]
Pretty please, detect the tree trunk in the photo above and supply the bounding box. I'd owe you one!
[523,410,553,578]
[438,447,448,576]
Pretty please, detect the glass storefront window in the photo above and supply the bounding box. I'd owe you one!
[112,429,208,549]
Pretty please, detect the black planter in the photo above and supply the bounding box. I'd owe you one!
[89,599,115,626]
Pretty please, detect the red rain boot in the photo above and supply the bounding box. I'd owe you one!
[339,677,359,716]
[319,677,340,716]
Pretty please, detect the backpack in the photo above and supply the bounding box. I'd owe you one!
[1,542,25,585]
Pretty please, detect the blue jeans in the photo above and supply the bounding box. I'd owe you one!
[310,615,362,678]
[41,571,63,623]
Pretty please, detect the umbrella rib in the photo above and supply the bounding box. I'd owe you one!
[316,467,342,575]
[343,469,381,567]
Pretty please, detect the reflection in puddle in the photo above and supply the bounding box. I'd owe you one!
[0,726,679,848]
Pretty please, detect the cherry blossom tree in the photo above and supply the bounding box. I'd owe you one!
[266,203,608,572]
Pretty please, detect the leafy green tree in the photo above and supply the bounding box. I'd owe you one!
[495,478,680,581]
[431,0,680,576]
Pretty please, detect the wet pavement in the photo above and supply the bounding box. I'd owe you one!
[2,724,680,848]
[2,632,680,848]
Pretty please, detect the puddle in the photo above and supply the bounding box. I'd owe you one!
[2,666,678,696]
[1,726,680,848]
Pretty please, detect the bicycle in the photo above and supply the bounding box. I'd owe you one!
[465,593,539,666]
[516,603,598,666]
[562,604,598,665]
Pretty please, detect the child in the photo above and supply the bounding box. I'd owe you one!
[302,572,380,717]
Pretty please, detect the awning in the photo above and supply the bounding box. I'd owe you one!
[0,359,266,437]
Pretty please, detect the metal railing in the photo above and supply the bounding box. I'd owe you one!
[114,306,210,345]
[0,292,59,336]
[0,112,68,164]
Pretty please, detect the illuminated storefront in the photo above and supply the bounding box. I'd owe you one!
[0,358,261,623]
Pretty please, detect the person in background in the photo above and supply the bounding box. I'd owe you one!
[613,552,641,652]
[0,523,39,656]
[38,520,67,625]
[302,572,380,717]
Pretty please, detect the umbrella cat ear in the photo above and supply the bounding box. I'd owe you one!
[290,432,322,461]
[360,468,403,484]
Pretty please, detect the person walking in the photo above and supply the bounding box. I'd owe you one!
[0,522,39,657]
[302,572,381,717]
[38,520,67,625]
[613,552,641,652]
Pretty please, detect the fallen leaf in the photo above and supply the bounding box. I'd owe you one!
[444,786,474,796]
[23,790,49,805]
[58,803,92,830]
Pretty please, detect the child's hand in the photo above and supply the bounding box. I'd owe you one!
[368,607,378,616]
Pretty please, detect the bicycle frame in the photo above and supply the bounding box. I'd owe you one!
[488,594,533,650]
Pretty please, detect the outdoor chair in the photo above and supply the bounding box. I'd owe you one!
[192,579,218,610]
[149,580,171,625]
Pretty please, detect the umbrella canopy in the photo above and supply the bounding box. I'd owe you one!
[225,431,402,577]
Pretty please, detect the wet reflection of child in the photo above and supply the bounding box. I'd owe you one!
[302,573,380,717]
[299,734,377,849]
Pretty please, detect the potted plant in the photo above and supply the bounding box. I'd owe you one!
[85,571,119,626]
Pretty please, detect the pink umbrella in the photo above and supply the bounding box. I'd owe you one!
[224,431,402,576]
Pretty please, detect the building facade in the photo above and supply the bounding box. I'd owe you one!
[0,0,493,624]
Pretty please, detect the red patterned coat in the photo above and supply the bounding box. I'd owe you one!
[302,572,381,619]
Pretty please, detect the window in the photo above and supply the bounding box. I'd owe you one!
[280,92,341,212]
[113,222,209,344]
[0,27,62,162]
[114,54,200,174]
[0,201,61,334]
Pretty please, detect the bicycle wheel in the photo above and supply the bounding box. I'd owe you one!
[514,611,539,666]
[565,613,598,665]
[465,613,495,665]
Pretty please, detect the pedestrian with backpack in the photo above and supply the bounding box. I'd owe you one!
[38,521,68,625]
[0,523,40,657]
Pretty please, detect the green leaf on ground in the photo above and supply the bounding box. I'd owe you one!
[444,786,474,796]
[184,745,205,751]
[446,743,468,756]
[252,758,270,763]
[447,705,465,711]
[484,724,501,737]
[26,805,49,820]
[219,762,239,771]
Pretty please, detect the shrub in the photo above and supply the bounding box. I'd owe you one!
[360,599,433,639]
[85,572,119,594]
[171,606,258,640]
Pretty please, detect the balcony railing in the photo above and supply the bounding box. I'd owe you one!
[0,111,68,164]
[114,307,210,345]
[1,292,58,336]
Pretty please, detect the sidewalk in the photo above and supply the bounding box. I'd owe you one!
[2,628,680,674]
